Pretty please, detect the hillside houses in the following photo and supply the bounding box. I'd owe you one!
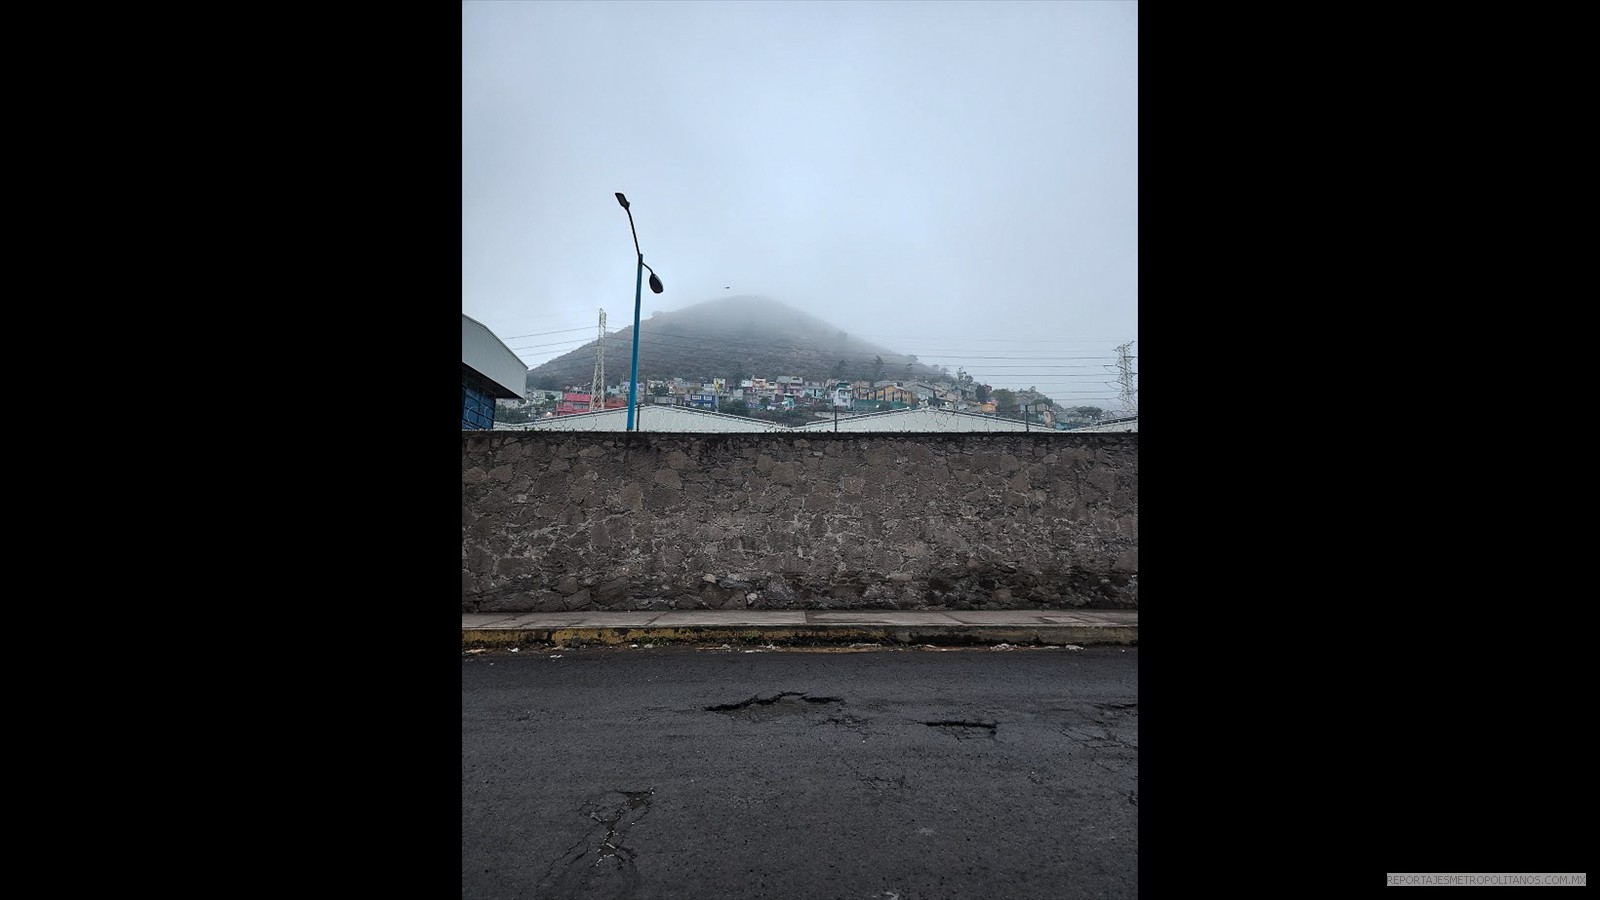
[548,373,856,415]
[528,368,1115,431]
[499,404,1130,434]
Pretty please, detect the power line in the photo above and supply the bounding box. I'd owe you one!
[519,328,1139,394]
[631,332,1119,359]
[506,337,596,352]
[603,329,1122,362]
[482,312,1133,349]
[845,334,1133,343]
[524,324,1123,360]
[934,361,1120,366]
[497,325,598,341]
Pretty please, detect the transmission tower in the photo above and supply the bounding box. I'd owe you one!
[1114,341,1137,415]
[589,309,606,412]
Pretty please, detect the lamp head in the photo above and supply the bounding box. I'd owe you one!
[648,273,664,294]
[615,192,630,210]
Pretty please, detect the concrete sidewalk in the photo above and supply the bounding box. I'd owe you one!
[462,609,1137,648]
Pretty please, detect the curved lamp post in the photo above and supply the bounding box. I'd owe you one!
[615,192,664,432]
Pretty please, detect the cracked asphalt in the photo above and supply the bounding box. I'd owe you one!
[463,645,1137,899]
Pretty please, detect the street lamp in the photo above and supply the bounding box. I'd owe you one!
[615,192,664,432]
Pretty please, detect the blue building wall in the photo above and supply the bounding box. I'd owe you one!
[462,368,499,430]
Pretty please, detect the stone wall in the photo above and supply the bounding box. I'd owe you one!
[462,432,1137,613]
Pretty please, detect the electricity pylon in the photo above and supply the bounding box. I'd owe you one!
[589,309,606,412]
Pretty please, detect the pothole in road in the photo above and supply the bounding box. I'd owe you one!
[923,720,998,740]
[535,788,655,896]
[705,691,844,718]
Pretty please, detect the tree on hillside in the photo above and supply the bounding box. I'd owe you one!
[993,388,1016,417]
[832,360,847,380]
[496,401,537,424]
[724,399,750,417]
[1071,406,1104,420]
[872,355,884,382]
[975,382,990,403]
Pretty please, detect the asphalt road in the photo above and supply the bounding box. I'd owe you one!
[463,644,1138,900]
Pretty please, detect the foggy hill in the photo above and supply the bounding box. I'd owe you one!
[526,296,947,390]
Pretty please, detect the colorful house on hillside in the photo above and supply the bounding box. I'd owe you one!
[858,382,918,406]
[831,382,852,408]
[556,392,592,415]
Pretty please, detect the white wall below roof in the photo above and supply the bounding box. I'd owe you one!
[462,314,527,398]
[799,408,1037,432]
[1072,418,1138,433]
[506,405,788,432]
[494,405,1095,433]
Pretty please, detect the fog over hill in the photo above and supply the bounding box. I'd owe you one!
[526,295,947,390]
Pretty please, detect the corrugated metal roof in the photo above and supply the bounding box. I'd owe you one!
[462,314,527,399]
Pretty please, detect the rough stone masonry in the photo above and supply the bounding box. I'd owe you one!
[462,431,1137,613]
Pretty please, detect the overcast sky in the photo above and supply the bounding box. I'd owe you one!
[463,0,1137,408]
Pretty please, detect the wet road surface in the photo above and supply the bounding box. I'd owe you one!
[463,644,1137,899]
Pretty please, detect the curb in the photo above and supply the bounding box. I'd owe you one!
[462,623,1136,649]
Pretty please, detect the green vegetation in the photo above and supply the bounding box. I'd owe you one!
[494,402,539,424]
[992,389,1017,418]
